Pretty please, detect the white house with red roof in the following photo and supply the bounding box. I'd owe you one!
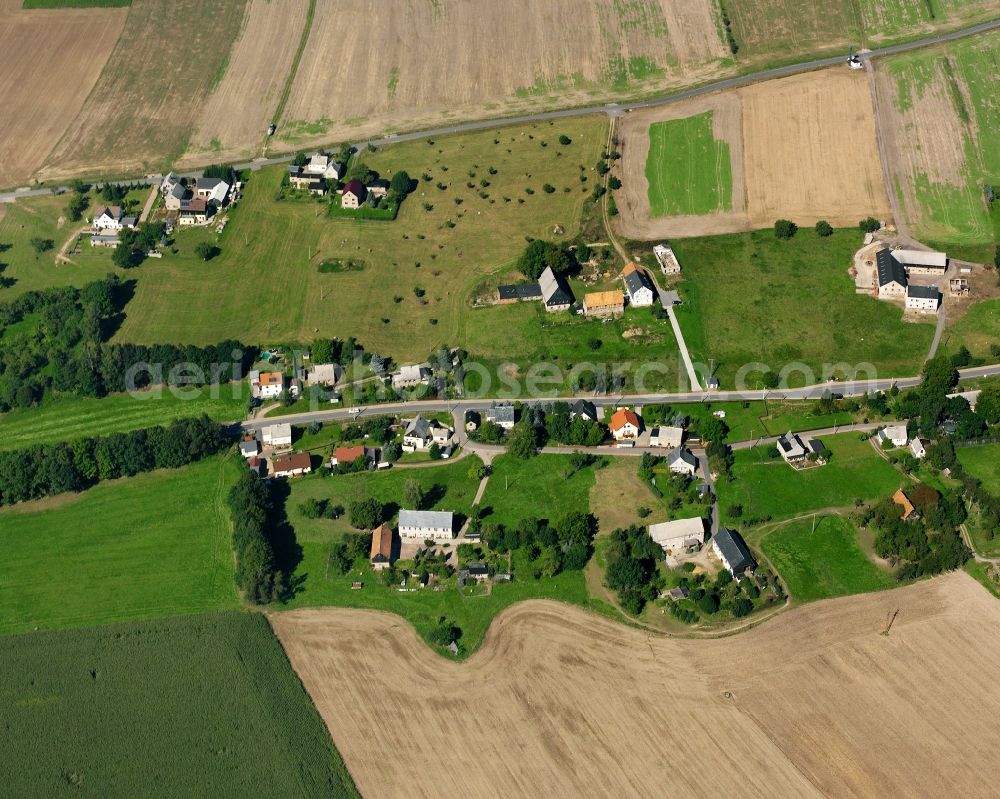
[609,408,642,441]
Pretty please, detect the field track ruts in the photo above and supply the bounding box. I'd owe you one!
[273,571,1000,799]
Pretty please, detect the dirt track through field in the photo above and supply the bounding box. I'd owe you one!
[273,571,1000,798]
[0,0,127,189]
[183,0,311,166]
[616,68,891,238]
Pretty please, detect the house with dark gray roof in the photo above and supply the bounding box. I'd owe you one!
[570,399,598,423]
[876,248,907,297]
[622,263,656,307]
[905,283,940,313]
[486,402,516,429]
[667,447,698,476]
[539,266,573,312]
[711,529,756,576]
[497,282,542,303]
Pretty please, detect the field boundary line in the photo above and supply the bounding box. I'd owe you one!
[270,0,317,132]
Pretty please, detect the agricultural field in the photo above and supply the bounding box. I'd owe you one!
[716,433,904,524]
[859,0,1000,44]
[876,29,1000,249]
[36,0,249,183]
[0,612,358,798]
[0,0,127,189]
[182,0,312,167]
[273,572,1000,798]
[617,68,890,237]
[0,388,246,450]
[645,111,733,216]
[0,456,240,635]
[759,514,895,601]
[276,0,728,150]
[671,229,934,388]
[113,117,608,361]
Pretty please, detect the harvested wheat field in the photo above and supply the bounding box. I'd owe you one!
[617,68,891,238]
[276,0,728,149]
[272,571,1000,798]
[0,0,127,189]
[181,0,311,167]
[36,0,248,184]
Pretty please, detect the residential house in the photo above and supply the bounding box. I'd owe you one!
[341,178,366,208]
[398,509,455,540]
[246,457,265,477]
[402,416,432,450]
[331,445,370,467]
[177,198,209,226]
[905,284,940,313]
[239,437,261,459]
[649,425,683,449]
[271,452,312,478]
[893,488,920,521]
[251,370,285,399]
[305,363,341,386]
[891,249,947,275]
[776,431,808,463]
[876,249,907,298]
[486,402,516,430]
[622,263,656,307]
[648,517,706,553]
[164,182,190,211]
[194,177,230,206]
[539,266,574,312]
[392,364,432,391]
[459,562,490,584]
[878,425,908,448]
[160,172,183,195]
[609,408,642,440]
[570,399,598,423]
[302,153,342,180]
[653,244,681,275]
[92,205,131,231]
[664,586,689,601]
[910,438,928,459]
[370,523,394,570]
[464,410,481,431]
[667,447,698,476]
[261,423,293,449]
[288,165,327,195]
[583,290,625,318]
[711,528,757,577]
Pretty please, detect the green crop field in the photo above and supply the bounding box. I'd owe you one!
[672,229,935,387]
[0,456,240,635]
[0,612,358,798]
[859,0,1000,44]
[943,299,1000,361]
[760,514,895,602]
[0,388,246,450]
[645,112,733,217]
[717,433,904,524]
[110,116,607,361]
[882,30,1000,247]
[22,0,131,7]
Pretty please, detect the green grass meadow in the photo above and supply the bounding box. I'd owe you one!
[942,299,1000,361]
[672,229,934,387]
[0,456,240,635]
[0,388,246,450]
[0,612,358,798]
[717,433,903,524]
[760,514,894,602]
[957,443,1000,494]
[479,454,599,527]
[110,117,607,360]
[645,112,733,217]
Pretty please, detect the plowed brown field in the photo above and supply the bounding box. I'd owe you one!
[0,0,127,189]
[272,571,1000,798]
[617,68,891,238]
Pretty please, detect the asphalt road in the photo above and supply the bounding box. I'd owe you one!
[237,362,1000,432]
[3,18,997,202]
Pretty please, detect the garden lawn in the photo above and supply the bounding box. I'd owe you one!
[111,116,608,361]
[0,388,246,450]
[0,456,240,635]
[673,229,934,387]
[0,612,358,798]
[479,454,599,528]
[760,514,894,602]
[716,433,904,524]
[943,299,1000,362]
[645,112,733,217]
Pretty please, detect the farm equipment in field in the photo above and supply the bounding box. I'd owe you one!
[847,47,863,70]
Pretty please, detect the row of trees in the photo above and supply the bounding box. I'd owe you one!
[0,416,227,505]
[228,471,287,604]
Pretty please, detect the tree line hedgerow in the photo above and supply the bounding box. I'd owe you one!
[0,275,256,411]
[227,471,288,605]
[0,415,227,505]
